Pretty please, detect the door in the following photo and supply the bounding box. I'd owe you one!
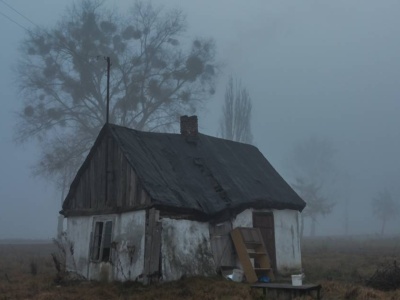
[253,212,276,270]
[209,221,235,268]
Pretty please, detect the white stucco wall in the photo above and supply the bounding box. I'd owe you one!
[161,218,216,281]
[273,210,302,275]
[232,208,253,228]
[66,208,301,281]
[66,216,92,277]
[66,210,146,281]
[112,210,146,281]
[231,208,302,275]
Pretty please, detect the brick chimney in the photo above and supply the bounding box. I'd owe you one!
[180,115,198,137]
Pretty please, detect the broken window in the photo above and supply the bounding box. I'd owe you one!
[91,220,113,262]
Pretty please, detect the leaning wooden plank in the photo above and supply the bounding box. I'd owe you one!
[231,227,258,283]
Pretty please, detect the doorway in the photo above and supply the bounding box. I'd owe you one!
[252,212,276,270]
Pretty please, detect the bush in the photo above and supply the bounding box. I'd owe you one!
[29,260,38,276]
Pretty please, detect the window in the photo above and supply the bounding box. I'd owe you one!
[91,220,113,262]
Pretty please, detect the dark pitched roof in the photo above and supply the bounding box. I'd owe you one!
[103,124,305,217]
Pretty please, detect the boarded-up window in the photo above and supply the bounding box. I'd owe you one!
[91,221,113,262]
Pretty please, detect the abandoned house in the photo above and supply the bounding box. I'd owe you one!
[60,115,306,283]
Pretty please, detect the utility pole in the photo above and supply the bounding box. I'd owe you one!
[105,56,111,124]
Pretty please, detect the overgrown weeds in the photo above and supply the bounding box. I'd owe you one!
[366,260,400,291]
[51,232,81,284]
[2,236,400,299]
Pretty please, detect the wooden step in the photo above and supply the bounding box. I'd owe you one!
[230,227,274,283]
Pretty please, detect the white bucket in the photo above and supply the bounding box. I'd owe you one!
[291,274,302,286]
[231,269,244,282]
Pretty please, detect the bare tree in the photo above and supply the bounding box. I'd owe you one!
[14,0,218,193]
[292,178,334,236]
[286,137,336,236]
[371,190,399,235]
[219,76,253,144]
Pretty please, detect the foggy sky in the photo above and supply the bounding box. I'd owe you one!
[1,0,400,239]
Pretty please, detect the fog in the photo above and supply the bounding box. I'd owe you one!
[1,0,400,239]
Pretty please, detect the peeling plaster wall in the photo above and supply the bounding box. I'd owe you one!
[66,210,146,281]
[161,218,216,281]
[66,216,92,277]
[273,210,302,275]
[232,208,253,228]
[66,208,301,281]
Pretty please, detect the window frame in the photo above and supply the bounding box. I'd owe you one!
[90,217,114,263]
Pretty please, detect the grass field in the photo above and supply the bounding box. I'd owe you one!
[1,236,400,299]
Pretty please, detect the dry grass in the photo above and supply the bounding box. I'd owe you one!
[302,236,400,283]
[301,236,400,299]
[0,243,259,300]
[1,236,400,299]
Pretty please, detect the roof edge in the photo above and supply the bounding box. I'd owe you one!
[61,200,304,220]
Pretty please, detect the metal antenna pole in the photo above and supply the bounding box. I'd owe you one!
[104,57,111,206]
[105,56,111,124]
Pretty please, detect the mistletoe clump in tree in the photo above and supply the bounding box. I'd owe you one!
[15,0,218,195]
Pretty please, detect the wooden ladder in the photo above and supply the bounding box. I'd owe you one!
[230,227,275,283]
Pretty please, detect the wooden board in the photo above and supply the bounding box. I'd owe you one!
[143,208,161,284]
